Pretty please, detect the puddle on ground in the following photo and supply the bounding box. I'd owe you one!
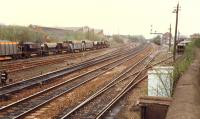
[104,101,124,119]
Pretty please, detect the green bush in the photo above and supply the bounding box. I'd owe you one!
[0,25,104,43]
[152,35,161,45]
[0,25,46,42]
[194,38,200,48]
[173,40,200,88]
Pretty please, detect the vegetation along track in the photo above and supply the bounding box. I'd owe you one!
[0,45,136,97]
[0,44,148,119]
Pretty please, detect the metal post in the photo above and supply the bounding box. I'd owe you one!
[169,24,172,52]
[93,29,94,40]
[88,28,90,40]
[173,3,179,62]
[178,31,180,41]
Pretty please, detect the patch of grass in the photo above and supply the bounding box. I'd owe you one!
[194,38,200,48]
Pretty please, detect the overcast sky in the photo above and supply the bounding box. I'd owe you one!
[0,0,199,38]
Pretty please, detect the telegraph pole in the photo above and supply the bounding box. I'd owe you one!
[169,24,172,52]
[88,27,90,40]
[173,3,180,62]
[93,29,94,40]
[178,31,180,41]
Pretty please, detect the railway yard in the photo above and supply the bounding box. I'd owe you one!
[1,1,200,119]
[0,42,173,119]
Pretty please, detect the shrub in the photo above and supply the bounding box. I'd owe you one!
[0,25,46,42]
[152,35,161,45]
[173,39,200,89]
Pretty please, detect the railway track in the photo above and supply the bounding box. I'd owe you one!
[0,44,129,71]
[0,45,138,97]
[95,60,153,118]
[96,57,173,119]
[58,52,173,119]
[0,44,149,119]
[56,46,154,119]
[0,48,116,73]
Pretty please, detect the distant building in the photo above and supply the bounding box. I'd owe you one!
[30,25,104,35]
[79,26,104,35]
[190,33,200,39]
[29,25,105,41]
[29,25,74,40]
[162,32,171,44]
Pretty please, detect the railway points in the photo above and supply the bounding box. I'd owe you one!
[1,1,200,119]
[0,42,175,119]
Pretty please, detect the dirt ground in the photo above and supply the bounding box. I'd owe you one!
[115,79,147,119]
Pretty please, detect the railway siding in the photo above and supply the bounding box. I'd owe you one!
[0,44,174,119]
[57,46,154,119]
[0,46,136,97]
[23,46,152,119]
[0,44,144,119]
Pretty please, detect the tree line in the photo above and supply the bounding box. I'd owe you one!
[0,25,46,43]
[0,25,104,43]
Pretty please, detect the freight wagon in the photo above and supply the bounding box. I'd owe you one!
[69,41,84,52]
[20,42,42,57]
[0,41,20,59]
[82,40,94,50]
[41,43,62,54]
[0,40,110,60]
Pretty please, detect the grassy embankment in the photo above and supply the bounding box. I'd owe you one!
[173,39,200,88]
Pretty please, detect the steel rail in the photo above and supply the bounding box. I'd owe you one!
[0,47,126,73]
[0,45,143,110]
[95,57,174,118]
[95,56,173,118]
[96,75,148,118]
[59,48,153,119]
[0,47,120,72]
[95,54,156,118]
[0,45,148,119]
[0,46,138,96]
[0,46,124,68]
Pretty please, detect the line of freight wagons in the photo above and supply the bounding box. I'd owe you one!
[0,40,109,59]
